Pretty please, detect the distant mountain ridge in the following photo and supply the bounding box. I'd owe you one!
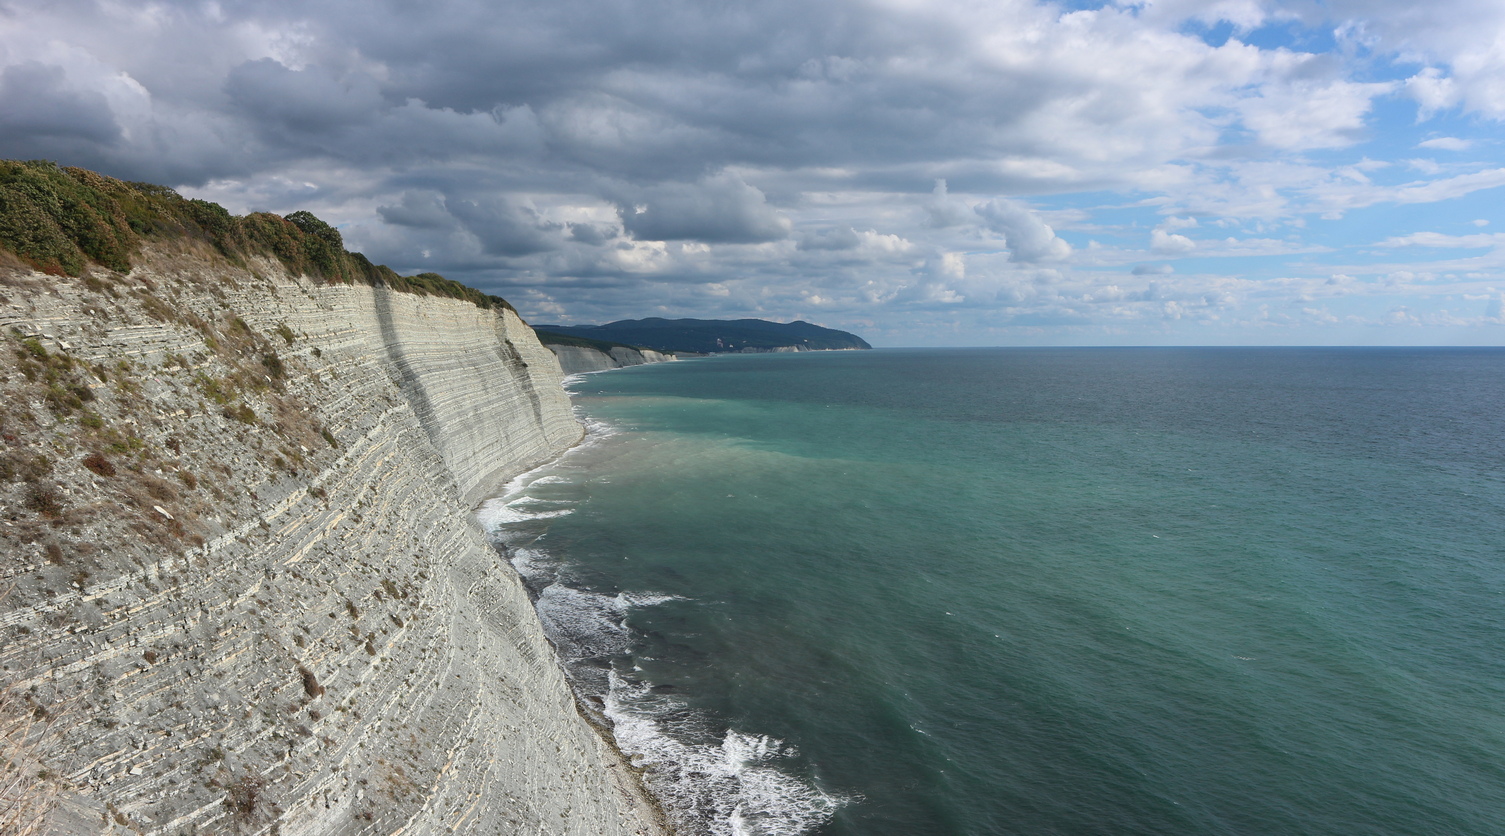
[535,317,871,354]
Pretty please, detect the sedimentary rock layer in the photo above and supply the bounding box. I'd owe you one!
[0,247,663,835]
[547,345,676,375]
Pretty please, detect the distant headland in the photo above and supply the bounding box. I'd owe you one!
[537,317,871,354]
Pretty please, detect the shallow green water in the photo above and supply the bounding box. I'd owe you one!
[480,348,1505,835]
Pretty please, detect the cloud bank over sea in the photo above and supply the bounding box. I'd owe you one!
[4,0,1505,344]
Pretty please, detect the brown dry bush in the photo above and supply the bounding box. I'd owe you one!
[137,474,178,503]
[81,452,114,477]
[298,666,324,699]
[226,770,266,824]
[137,292,177,323]
[22,483,62,518]
[270,396,320,450]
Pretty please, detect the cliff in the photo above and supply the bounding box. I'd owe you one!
[0,245,664,834]
[547,345,676,375]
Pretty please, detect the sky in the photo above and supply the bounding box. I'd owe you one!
[3,1,1505,345]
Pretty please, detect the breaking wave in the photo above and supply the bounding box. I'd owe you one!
[606,673,852,836]
[480,430,848,834]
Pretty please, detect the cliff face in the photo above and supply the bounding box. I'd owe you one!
[0,247,662,834]
[548,345,676,375]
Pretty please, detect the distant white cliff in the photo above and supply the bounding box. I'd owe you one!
[549,344,678,375]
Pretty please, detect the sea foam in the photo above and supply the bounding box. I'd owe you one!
[480,425,845,835]
[606,673,851,836]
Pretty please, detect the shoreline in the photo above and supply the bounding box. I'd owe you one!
[479,362,851,836]
[475,397,674,836]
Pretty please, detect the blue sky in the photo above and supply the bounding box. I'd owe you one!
[3,0,1504,345]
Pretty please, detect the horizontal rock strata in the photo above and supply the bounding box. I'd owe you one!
[0,247,664,835]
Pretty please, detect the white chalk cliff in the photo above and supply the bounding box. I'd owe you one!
[0,247,665,835]
[547,345,676,375]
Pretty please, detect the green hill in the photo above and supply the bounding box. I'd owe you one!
[532,330,656,354]
[534,317,871,354]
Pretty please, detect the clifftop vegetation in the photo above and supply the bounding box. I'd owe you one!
[0,160,511,312]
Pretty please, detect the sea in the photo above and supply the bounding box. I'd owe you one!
[476,347,1505,836]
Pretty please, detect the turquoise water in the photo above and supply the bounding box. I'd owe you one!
[480,348,1505,835]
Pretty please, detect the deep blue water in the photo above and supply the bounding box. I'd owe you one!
[480,348,1505,835]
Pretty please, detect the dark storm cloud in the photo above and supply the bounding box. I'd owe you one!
[797,227,863,251]
[2,0,1154,187]
[0,62,120,146]
[224,59,383,135]
[567,222,618,246]
[377,191,454,230]
[446,195,563,257]
[616,175,790,244]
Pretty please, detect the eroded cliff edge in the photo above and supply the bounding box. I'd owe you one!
[0,246,665,835]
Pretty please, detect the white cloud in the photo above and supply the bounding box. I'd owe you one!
[1379,231,1505,248]
[1239,79,1395,150]
[1417,136,1473,151]
[1405,68,1461,118]
[1297,167,1505,217]
[926,180,975,228]
[1390,169,1505,204]
[1315,0,1505,119]
[1150,228,1196,255]
[974,199,1073,263]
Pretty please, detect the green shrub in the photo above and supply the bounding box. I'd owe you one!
[0,452,51,481]
[196,373,233,405]
[106,435,144,454]
[0,159,518,312]
[0,161,133,274]
[44,384,83,414]
[225,403,257,424]
[260,352,285,380]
